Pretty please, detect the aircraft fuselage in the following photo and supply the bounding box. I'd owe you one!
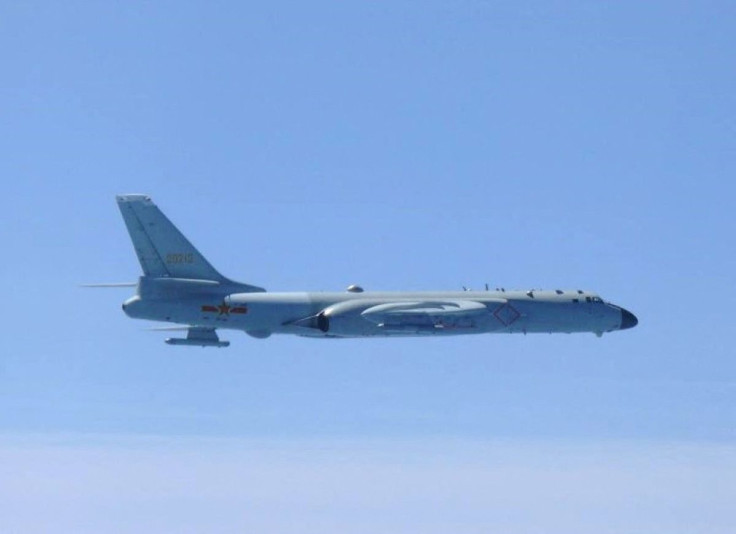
[112,195,638,347]
[123,281,636,339]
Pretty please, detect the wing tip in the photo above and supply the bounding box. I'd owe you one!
[116,194,152,204]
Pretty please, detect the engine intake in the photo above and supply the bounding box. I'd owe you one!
[317,312,329,332]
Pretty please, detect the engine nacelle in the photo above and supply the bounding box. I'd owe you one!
[314,300,379,336]
[317,312,329,332]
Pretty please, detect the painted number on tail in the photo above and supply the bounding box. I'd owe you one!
[166,253,194,264]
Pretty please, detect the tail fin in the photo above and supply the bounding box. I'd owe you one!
[116,195,264,291]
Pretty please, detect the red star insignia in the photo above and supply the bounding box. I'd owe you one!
[217,302,231,316]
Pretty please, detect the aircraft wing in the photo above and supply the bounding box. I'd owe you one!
[163,326,230,347]
[360,300,493,328]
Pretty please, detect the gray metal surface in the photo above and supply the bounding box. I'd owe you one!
[116,195,638,346]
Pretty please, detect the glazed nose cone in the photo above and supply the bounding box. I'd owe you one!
[620,308,638,330]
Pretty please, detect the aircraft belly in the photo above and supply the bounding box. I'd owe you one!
[507,302,618,334]
[506,303,572,333]
[127,293,622,338]
[226,292,319,333]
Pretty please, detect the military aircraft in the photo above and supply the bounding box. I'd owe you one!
[112,195,637,347]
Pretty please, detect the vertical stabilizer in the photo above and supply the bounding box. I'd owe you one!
[117,195,226,281]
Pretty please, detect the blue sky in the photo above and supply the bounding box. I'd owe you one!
[1,1,735,532]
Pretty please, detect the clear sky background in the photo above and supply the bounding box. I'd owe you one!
[1,1,735,532]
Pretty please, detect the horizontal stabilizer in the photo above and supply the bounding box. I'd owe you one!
[165,326,229,348]
[80,282,137,288]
